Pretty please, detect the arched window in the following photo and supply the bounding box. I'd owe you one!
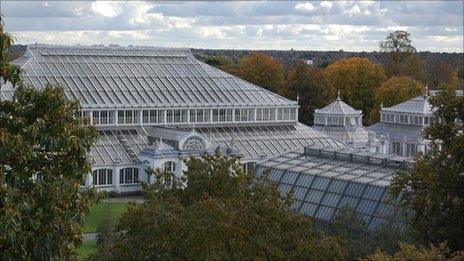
[119,168,139,184]
[163,161,176,173]
[182,137,205,150]
[92,169,113,186]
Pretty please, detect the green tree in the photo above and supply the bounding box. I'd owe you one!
[362,242,464,261]
[370,76,423,122]
[390,85,464,252]
[92,152,346,260]
[235,52,284,93]
[324,57,387,124]
[328,207,415,260]
[380,30,426,80]
[281,61,333,125]
[203,55,236,70]
[0,21,21,87]
[0,21,98,259]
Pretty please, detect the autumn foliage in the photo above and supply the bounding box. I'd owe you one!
[92,152,347,260]
[232,52,285,93]
[325,57,387,124]
[370,76,423,121]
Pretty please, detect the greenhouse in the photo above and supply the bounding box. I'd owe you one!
[1,45,345,193]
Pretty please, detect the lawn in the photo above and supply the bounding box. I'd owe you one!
[78,240,96,260]
[83,202,129,233]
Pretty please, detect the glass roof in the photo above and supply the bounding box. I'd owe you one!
[255,146,410,230]
[2,45,296,109]
[90,123,347,166]
[198,123,347,160]
[311,125,369,147]
[382,96,433,115]
[367,122,425,143]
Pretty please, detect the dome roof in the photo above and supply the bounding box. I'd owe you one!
[314,92,362,116]
[382,96,433,115]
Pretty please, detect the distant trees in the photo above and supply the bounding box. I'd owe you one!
[281,61,333,125]
[92,151,346,260]
[370,76,423,121]
[233,52,285,93]
[324,57,386,124]
[380,30,426,81]
[0,22,98,259]
[425,55,458,88]
[390,86,464,252]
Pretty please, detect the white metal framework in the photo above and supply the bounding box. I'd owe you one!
[2,45,348,193]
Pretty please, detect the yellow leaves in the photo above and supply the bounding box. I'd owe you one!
[324,57,386,124]
[375,76,423,108]
[236,52,284,93]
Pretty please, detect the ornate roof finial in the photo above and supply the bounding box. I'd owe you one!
[425,84,429,98]
[296,94,300,104]
[337,90,341,101]
[380,102,383,108]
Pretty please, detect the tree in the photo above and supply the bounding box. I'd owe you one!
[328,207,416,260]
[362,242,464,261]
[324,57,386,124]
[281,61,333,125]
[0,22,98,259]
[92,151,347,260]
[425,55,458,88]
[370,76,423,122]
[203,55,236,70]
[380,30,425,80]
[235,52,284,93]
[0,21,21,87]
[390,85,464,252]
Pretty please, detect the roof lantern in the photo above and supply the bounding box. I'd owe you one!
[313,91,363,127]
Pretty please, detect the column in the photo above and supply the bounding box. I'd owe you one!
[84,173,91,187]
[295,107,299,122]
[402,142,407,157]
[114,166,121,193]
[164,109,167,125]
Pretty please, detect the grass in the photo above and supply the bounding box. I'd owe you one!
[83,202,129,233]
[78,240,96,260]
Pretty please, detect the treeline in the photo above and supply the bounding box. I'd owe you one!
[194,31,463,126]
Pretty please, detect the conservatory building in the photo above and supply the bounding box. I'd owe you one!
[367,96,433,157]
[1,45,346,193]
[312,92,369,149]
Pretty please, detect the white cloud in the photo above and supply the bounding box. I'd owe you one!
[344,5,362,16]
[294,2,315,12]
[320,1,333,9]
[90,2,123,17]
[2,1,462,52]
[428,35,463,43]
[196,27,228,39]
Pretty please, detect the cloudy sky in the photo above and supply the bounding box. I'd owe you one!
[2,1,463,52]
